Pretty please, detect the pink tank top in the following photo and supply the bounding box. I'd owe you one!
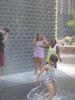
[34,41,44,51]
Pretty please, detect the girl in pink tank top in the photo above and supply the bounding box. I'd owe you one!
[32,34,48,73]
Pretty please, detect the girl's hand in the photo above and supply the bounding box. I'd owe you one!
[53,79,57,83]
[34,78,38,83]
[34,36,36,40]
[2,34,9,44]
[32,36,36,45]
[43,36,46,40]
[43,36,48,45]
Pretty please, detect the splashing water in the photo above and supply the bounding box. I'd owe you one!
[27,82,61,100]
[27,82,48,100]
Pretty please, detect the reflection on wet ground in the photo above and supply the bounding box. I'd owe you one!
[0,62,75,100]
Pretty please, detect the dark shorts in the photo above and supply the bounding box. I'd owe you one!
[0,52,4,66]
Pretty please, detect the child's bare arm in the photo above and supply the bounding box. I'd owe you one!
[32,36,36,45]
[43,36,48,45]
[40,92,50,99]
[34,66,47,83]
[2,34,9,44]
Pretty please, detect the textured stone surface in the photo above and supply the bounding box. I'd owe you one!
[59,45,75,53]
[0,0,57,75]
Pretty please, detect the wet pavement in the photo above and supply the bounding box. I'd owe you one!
[0,62,75,100]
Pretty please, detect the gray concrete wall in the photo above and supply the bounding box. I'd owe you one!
[0,0,57,75]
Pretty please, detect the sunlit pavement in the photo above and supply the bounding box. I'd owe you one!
[54,62,75,100]
[0,62,75,100]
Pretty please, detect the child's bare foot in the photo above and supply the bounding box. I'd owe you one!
[40,92,50,100]
[40,96,43,100]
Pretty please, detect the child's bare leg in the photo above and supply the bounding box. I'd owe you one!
[34,57,39,73]
[40,92,50,99]
[46,82,54,100]
[38,58,43,71]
